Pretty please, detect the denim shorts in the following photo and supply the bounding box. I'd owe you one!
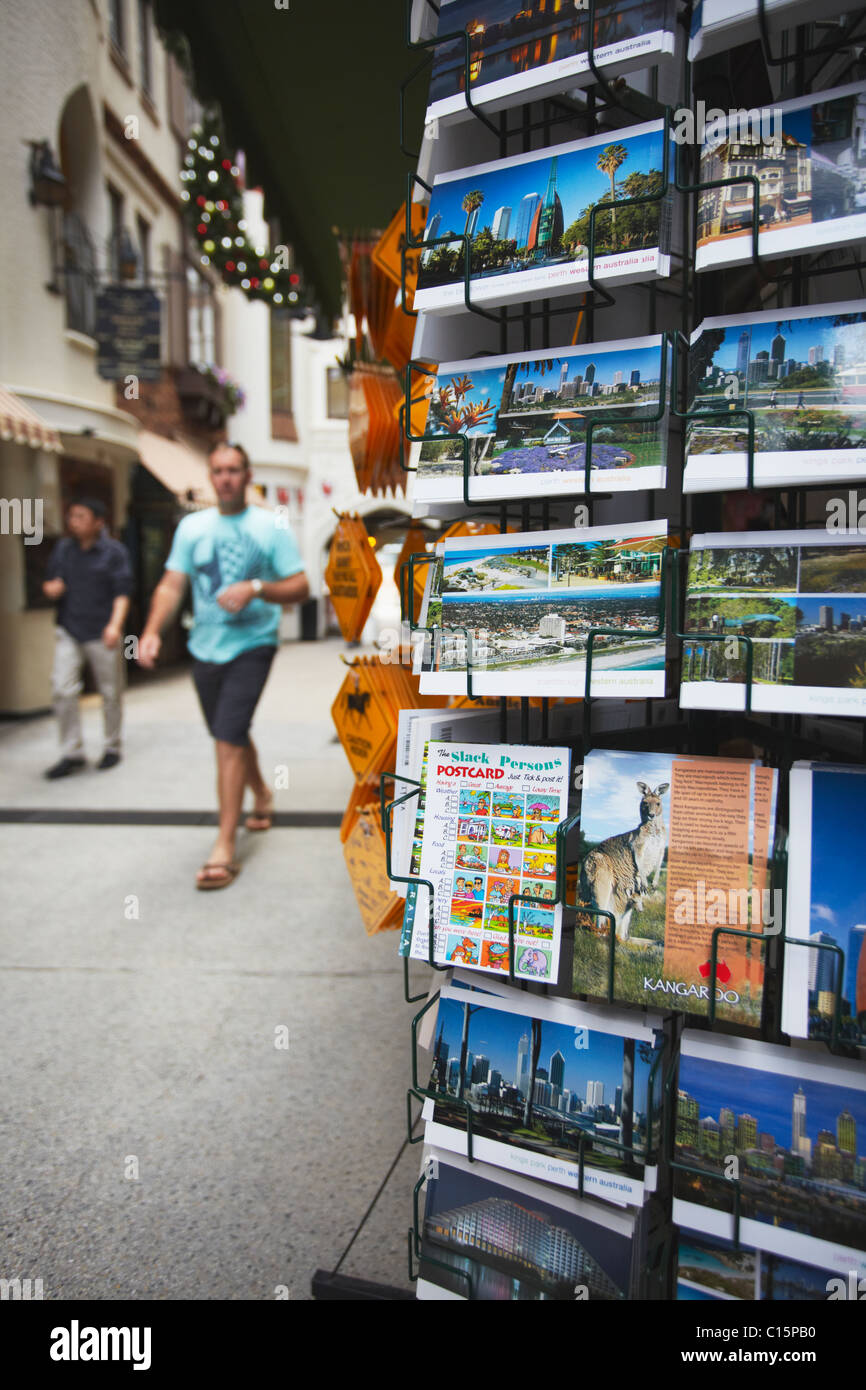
[191,645,276,746]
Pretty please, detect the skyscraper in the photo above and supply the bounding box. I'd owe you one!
[736,1113,757,1149]
[736,331,750,378]
[809,345,824,365]
[492,205,511,240]
[515,193,541,249]
[549,1050,565,1090]
[629,369,641,387]
[584,362,596,385]
[838,1110,857,1155]
[770,331,786,377]
[792,1087,809,1160]
[517,1031,530,1095]
[531,157,564,260]
[420,211,442,268]
[808,931,838,996]
[466,205,480,239]
[586,1080,604,1108]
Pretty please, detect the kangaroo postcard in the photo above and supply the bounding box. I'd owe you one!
[572,748,779,1027]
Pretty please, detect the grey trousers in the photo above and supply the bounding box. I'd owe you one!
[52,625,124,758]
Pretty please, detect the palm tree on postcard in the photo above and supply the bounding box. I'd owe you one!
[597,143,628,249]
[461,188,485,240]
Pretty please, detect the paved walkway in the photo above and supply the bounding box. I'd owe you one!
[0,639,427,1300]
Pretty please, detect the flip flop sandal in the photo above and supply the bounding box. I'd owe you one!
[196,862,241,891]
[245,810,273,831]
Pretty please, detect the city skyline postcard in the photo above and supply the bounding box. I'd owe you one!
[571,748,777,1030]
[783,763,866,1048]
[422,984,661,1204]
[416,519,668,699]
[673,1033,866,1273]
[426,0,676,125]
[684,301,866,492]
[414,121,672,315]
[412,335,668,502]
[695,82,866,273]
[416,1149,636,1300]
[680,529,866,717]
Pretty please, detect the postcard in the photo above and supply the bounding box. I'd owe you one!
[673,1033,866,1273]
[688,0,851,63]
[695,83,866,273]
[676,1229,843,1301]
[414,121,673,315]
[426,0,677,126]
[572,749,777,1027]
[416,519,668,699]
[680,528,866,717]
[684,302,866,492]
[782,762,866,1048]
[416,1148,637,1300]
[405,741,570,982]
[422,984,661,1204]
[412,336,668,502]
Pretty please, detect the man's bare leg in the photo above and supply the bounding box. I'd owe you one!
[244,737,272,818]
[198,740,247,885]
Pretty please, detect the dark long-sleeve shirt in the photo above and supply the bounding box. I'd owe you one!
[46,534,133,642]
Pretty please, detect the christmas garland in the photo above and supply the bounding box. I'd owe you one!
[179,115,304,307]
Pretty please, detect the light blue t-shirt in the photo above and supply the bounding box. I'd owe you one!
[165,506,304,663]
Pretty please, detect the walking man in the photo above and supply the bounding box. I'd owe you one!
[137,443,309,890]
[42,498,132,778]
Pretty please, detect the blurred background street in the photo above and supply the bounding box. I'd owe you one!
[0,637,424,1299]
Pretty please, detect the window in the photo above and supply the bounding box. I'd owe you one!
[109,0,126,54]
[107,183,125,280]
[326,365,349,420]
[136,214,151,283]
[138,0,153,96]
[186,264,216,364]
[270,308,297,440]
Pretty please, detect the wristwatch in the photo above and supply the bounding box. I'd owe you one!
[250,578,263,595]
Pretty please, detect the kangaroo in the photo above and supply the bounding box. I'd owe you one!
[579,781,669,942]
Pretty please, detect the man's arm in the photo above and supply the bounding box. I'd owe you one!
[138,570,188,668]
[42,539,67,600]
[216,571,310,612]
[103,595,130,649]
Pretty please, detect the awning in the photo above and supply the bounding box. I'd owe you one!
[136,429,214,508]
[0,385,63,452]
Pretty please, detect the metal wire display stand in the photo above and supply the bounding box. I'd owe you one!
[315,0,866,1300]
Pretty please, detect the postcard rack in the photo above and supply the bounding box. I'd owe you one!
[340,0,866,1305]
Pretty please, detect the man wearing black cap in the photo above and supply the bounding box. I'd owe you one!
[42,498,133,778]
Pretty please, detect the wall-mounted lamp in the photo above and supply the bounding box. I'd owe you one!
[27,140,67,208]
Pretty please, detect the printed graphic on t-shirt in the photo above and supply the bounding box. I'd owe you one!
[192,532,267,621]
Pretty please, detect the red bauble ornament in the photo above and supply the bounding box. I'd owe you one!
[259,258,269,269]
[197,223,207,235]
[250,278,260,289]
[289,273,300,286]
[225,260,236,272]
[196,195,207,207]
[222,158,232,170]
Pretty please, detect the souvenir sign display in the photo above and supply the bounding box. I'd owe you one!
[684,302,866,493]
[324,513,382,642]
[414,121,673,315]
[783,762,866,1049]
[426,0,677,127]
[404,740,570,982]
[573,749,778,1028]
[412,335,668,502]
[416,1149,638,1301]
[342,806,403,935]
[415,520,668,699]
[331,656,424,784]
[422,983,661,1205]
[694,83,866,273]
[673,1033,866,1275]
[680,529,866,717]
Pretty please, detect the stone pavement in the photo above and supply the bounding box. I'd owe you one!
[0,638,431,1300]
